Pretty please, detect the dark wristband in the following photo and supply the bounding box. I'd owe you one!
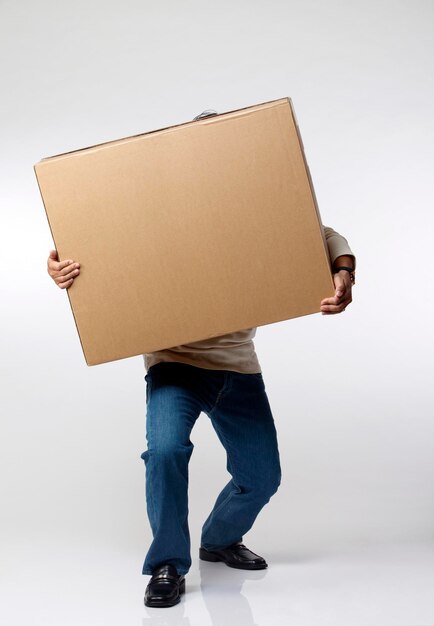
[333,266,356,285]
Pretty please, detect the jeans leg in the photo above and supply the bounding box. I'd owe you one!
[200,373,282,550]
[140,365,202,575]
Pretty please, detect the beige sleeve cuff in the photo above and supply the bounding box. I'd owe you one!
[323,225,357,271]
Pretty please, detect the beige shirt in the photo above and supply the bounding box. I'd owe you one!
[143,225,356,374]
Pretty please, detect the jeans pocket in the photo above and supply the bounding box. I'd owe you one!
[145,373,153,403]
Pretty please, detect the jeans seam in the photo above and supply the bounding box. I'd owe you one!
[209,372,232,417]
[209,389,223,416]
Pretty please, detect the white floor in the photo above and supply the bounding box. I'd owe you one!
[2,538,434,626]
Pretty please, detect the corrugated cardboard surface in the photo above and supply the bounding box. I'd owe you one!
[35,97,335,366]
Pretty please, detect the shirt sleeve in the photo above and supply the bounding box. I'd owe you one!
[323,225,357,271]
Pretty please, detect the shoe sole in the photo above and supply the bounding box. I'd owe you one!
[144,578,185,607]
[199,548,268,570]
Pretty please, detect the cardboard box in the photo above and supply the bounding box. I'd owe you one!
[35,97,335,366]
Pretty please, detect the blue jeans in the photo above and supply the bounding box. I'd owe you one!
[140,361,282,576]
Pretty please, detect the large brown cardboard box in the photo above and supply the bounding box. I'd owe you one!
[35,97,335,366]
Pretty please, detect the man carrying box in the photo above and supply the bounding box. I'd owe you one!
[47,224,356,608]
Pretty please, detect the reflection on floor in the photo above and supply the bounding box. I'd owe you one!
[3,539,434,626]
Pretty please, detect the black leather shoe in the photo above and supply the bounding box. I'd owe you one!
[199,540,268,570]
[144,563,185,607]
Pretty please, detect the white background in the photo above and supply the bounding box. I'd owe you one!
[1,1,433,624]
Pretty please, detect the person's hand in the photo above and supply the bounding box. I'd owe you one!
[320,270,353,314]
[47,250,80,289]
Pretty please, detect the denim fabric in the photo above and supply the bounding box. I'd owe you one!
[140,361,282,576]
